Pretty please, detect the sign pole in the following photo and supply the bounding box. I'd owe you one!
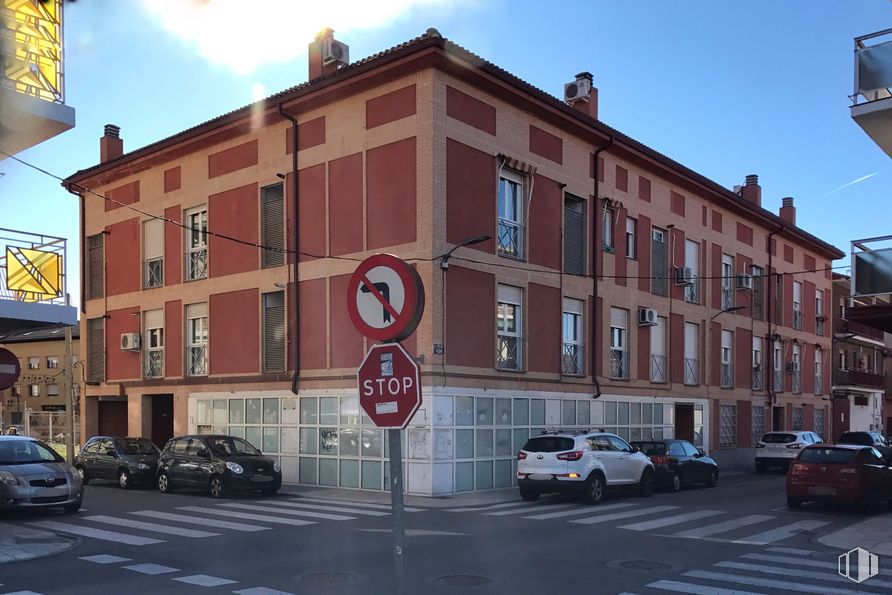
[388,427,405,594]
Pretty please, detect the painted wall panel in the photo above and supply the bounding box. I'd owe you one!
[298,164,326,262]
[529,125,562,164]
[529,174,562,270]
[446,266,494,368]
[366,85,416,129]
[106,306,140,381]
[208,139,258,178]
[446,86,496,135]
[446,139,495,253]
[106,217,141,296]
[163,205,181,286]
[105,180,139,212]
[299,278,327,371]
[329,153,364,256]
[367,137,417,250]
[165,300,183,378]
[527,283,560,374]
[330,274,364,369]
[209,289,260,375]
[208,183,258,277]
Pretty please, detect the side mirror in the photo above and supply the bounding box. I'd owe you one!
[196,448,210,459]
[105,448,118,458]
[697,449,706,457]
[630,445,639,453]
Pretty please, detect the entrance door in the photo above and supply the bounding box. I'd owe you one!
[674,404,694,442]
[772,406,784,431]
[97,401,128,437]
[151,395,174,448]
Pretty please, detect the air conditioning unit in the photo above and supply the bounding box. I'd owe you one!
[564,77,592,103]
[120,333,141,352]
[785,362,799,373]
[674,266,694,286]
[323,38,349,66]
[4,399,13,405]
[637,308,658,326]
[736,273,753,290]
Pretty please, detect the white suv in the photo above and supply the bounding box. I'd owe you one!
[516,430,655,504]
[755,430,823,472]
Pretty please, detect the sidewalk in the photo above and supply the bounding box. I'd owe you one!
[818,511,892,557]
[0,521,77,564]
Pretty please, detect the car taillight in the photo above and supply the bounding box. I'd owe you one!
[785,443,804,449]
[840,467,859,474]
[556,450,583,461]
[517,452,528,460]
[791,463,809,473]
[650,455,670,465]
[755,444,766,448]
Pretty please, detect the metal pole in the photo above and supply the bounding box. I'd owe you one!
[49,412,53,444]
[388,428,405,594]
[64,326,74,462]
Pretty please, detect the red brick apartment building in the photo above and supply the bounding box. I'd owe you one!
[64,29,843,493]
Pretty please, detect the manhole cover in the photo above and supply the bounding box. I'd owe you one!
[299,572,365,586]
[429,575,493,587]
[607,559,682,573]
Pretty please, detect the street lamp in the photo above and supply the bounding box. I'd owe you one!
[711,305,745,321]
[440,234,491,269]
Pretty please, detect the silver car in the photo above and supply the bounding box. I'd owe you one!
[0,436,83,513]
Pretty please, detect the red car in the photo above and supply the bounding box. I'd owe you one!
[786,444,892,510]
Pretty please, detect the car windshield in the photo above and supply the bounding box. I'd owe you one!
[838,433,871,445]
[0,440,64,465]
[761,433,797,444]
[206,436,262,457]
[799,448,859,464]
[631,441,667,456]
[522,437,575,453]
[116,438,160,455]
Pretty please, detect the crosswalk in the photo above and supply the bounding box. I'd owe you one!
[445,499,837,546]
[26,497,424,548]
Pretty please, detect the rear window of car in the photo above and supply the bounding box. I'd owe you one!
[799,448,859,464]
[116,438,159,455]
[522,437,575,453]
[761,433,797,444]
[632,441,666,456]
[839,432,872,445]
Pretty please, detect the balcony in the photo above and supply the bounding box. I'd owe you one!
[833,368,886,390]
[650,354,667,383]
[836,318,885,344]
[684,358,699,386]
[609,350,628,380]
[851,29,892,157]
[562,343,583,376]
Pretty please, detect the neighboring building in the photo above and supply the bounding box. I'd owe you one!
[850,28,892,158]
[0,325,80,434]
[64,29,842,493]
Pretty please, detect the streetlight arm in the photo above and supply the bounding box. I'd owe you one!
[440,235,491,269]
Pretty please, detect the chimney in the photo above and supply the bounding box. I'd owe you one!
[565,71,598,120]
[100,124,123,163]
[779,196,796,225]
[308,28,339,80]
[740,173,761,207]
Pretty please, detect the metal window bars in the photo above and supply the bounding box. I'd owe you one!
[792,407,803,431]
[815,373,823,396]
[684,358,699,385]
[816,317,825,336]
[145,350,163,378]
[793,308,803,330]
[188,345,207,376]
[684,278,700,304]
[609,349,628,379]
[497,336,521,371]
[792,370,802,394]
[562,343,583,376]
[720,405,737,447]
[752,406,765,447]
[650,354,667,383]
[773,369,784,392]
[752,366,764,390]
[497,219,523,259]
[186,247,208,280]
[721,287,734,311]
[144,257,163,288]
[721,362,734,388]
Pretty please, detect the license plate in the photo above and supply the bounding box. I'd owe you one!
[528,473,554,481]
[250,475,273,483]
[807,486,835,496]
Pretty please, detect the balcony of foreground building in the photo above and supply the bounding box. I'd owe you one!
[851,28,892,158]
[833,368,886,391]
[0,228,76,334]
[836,318,886,345]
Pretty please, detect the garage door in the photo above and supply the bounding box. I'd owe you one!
[98,401,128,437]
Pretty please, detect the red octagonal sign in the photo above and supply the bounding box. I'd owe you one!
[0,348,21,391]
[358,343,421,429]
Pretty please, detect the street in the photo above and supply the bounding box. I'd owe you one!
[0,472,888,594]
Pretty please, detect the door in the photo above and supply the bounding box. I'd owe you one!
[667,440,692,480]
[97,401,128,437]
[680,440,708,481]
[180,438,211,486]
[150,395,174,449]
[608,435,640,484]
[675,404,694,442]
[588,435,624,484]
[772,406,784,432]
[94,438,118,480]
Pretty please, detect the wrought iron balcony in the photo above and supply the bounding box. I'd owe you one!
[144,350,164,378]
[498,336,521,371]
[562,343,583,376]
[721,363,734,388]
[834,368,885,389]
[752,367,764,390]
[188,346,207,376]
[497,219,524,259]
[186,248,208,281]
[650,354,667,383]
[684,358,699,386]
[609,350,628,380]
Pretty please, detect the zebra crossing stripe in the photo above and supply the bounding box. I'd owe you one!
[131,511,270,532]
[176,506,315,527]
[446,501,530,513]
[485,503,577,516]
[732,520,831,545]
[620,509,724,531]
[741,553,892,577]
[671,514,774,539]
[29,521,164,546]
[290,497,424,512]
[0,591,47,595]
[570,505,680,525]
[684,570,874,595]
[261,501,388,517]
[765,546,813,556]
[233,587,297,595]
[217,502,356,521]
[524,502,637,520]
[647,579,767,594]
[83,515,221,538]
[717,561,892,590]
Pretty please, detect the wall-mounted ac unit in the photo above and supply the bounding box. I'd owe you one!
[323,38,349,66]
[4,399,14,406]
[785,362,799,373]
[674,266,694,286]
[638,308,658,326]
[120,333,141,352]
[736,274,753,290]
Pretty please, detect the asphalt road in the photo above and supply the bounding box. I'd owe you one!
[0,471,887,594]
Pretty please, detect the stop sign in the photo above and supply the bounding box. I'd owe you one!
[357,343,421,429]
[0,348,21,391]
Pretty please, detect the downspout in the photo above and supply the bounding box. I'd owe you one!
[278,104,300,395]
[591,135,614,398]
[766,224,784,418]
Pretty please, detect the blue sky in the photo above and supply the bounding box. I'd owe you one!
[1,0,889,307]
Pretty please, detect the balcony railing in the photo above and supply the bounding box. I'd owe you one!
[145,350,163,378]
[497,219,523,259]
[609,350,628,379]
[721,288,734,311]
[792,308,803,330]
[684,279,700,304]
[498,336,521,371]
[753,367,764,390]
[0,228,68,305]
[815,374,823,396]
[684,358,699,385]
[852,29,892,107]
[562,343,583,376]
[721,363,734,388]
[188,345,207,376]
[650,354,667,383]
[186,248,208,281]
[838,318,885,342]
[816,317,825,336]
[792,372,802,394]
[834,368,886,389]
[773,369,784,392]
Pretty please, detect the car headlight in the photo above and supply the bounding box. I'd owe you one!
[273,461,281,473]
[137,462,150,471]
[0,471,20,486]
[225,462,243,474]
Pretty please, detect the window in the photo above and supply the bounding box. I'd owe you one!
[263,291,286,372]
[752,336,763,390]
[651,227,667,296]
[144,309,164,378]
[143,218,164,288]
[719,404,736,447]
[86,233,104,299]
[792,406,803,431]
[29,384,39,397]
[28,357,39,370]
[752,265,764,320]
[684,322,699,385]
[775,273,784,325]
[261,183,285,268]
[792,344,801,393]
[497,285,522,371]
[497,169,524,259]
[601,202,614,252]
[721,254,734,311]
[186,303,208,376]
[814,347,823,395]
[752,405,765,447]
[609,308,628,379]
[185,206,208,280]
[563,195,585,275]
[562,298,583,376]
[47,384,59,396]
[792,281,802,330]
[773,340,783,392]
[684,239,700,304]
[721,330,733,388]
[46,356,59,369]
[11,385,20,397]
[87,317,104,383]
[839,296,846,319]
[814,408,825,438]
[625,217,637,260]
[815,290,824,336]
[650,316,667,383]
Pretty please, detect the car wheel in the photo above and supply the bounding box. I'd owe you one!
[262,488,278,497]
[519,487,540,502]
[787,496,803,509]
[157,471,173,494]
[669,472,682,492]
[582,473,605,505]
[118,469,131,490]
[63,502,81,514]
[75,465,89,485]
[638,469,655,497]
[705,470,718,488]
[209,476,227,499]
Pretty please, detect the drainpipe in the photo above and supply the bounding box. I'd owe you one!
[591,135,614,398]
[766,223,784,421]
[278,104,300,394]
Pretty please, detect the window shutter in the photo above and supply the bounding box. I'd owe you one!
[87,317,104,382]
[651,232,667,296]
[87,234,104,299]
[563,199,585,276]
[143,219,163,260]
[261,184,285,268]
[263,292,285,372]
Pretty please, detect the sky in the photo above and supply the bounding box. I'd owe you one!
[1,0,890,309]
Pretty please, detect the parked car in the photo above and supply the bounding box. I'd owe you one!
[786,444,892,510]
[631,439,719,491]
[0,435,82,513]
[74,436,160,489]
[755,431,823,472]
[837,431,892,462]
[157,434,281,498]
[516,430,655,504]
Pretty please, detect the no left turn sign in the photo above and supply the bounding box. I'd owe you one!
[347,254,425,342]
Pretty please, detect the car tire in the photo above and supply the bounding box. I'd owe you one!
[75,465,89,485]
[157,471,173,494]
[787,496,803,509]
[519,487,540,502]
[705,470,718,488]
[262,488,279,497]
[638,469,655,497]
[209,476,227,499]
[63,502,81,514]
[581,473,605,505]
[669,472,682,492]
[118,469,131,490]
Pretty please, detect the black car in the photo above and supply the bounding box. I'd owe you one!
[838,431,892,461]
[74,436,160,489]
[631,439,719,491]
[157,434,281,498]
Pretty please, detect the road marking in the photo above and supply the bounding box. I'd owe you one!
[620,509,724,531]
[79,554,132,564]
[570,505,681,525]
[647,579,767,594]
[29,521,164,546]
[290,497,424,512]
[131,511,270,532]
[766,546,814,556]
[733,520,831,545]
[233,588,296,595]
[217,502,356,521]
[1,591,47,595]
[684,570,878,595]
[717,561,892,590]
[672,515,775,539]
[445,501,531,513]
[174,575,238,587]
[524,502,637,520]
[123,563,180,575]
[259,500,388,517]
[741,553,892,577]
[83,515,221,538]
[485,502,576,516]
[177,506,315,527]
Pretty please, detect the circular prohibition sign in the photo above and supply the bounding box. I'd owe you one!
[346,253,425,342]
